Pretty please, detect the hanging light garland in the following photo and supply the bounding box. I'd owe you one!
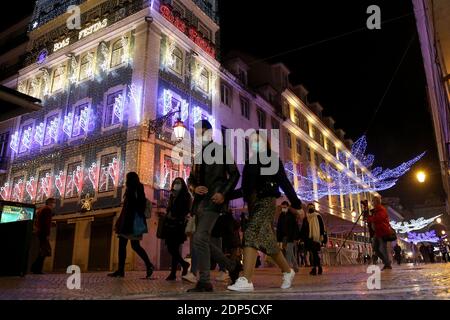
[401,230,440,244]
[390,215,442,234]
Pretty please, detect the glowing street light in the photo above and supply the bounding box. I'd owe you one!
[441,230,446,235]
[436,217,442,224]
[416,171,426,183]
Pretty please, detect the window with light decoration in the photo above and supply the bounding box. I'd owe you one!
[104,91,123,128]
[43,114,59,146]
[65,161,82,199]
[19,123,33,154]
[27,77,41,98]
[0,132,10,160]
[36,169,52,203]
[72,103,89,137]
[220,82,231,106]
[240,97,250,120]
[198,68,210,93]
[110,39,124,68]
[162,156,180,190]
[257,108,266,129]
[51,65,66,92]
[11,175,24,202]
[170,47,183,76]
[98,153,117,193]
[79,53,94,81]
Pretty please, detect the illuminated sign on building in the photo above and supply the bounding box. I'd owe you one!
[53,37,70,52]
[78,19,108,40]
[159,4,216,59]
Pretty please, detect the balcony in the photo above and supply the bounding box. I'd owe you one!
[191,0,220,24]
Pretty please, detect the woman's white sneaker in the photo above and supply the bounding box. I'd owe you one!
[182,272,197,283]
[227,277,254,292]
[281,269,295,289]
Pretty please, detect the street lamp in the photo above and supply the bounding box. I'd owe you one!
[437,217,442,224]
[416,171,426,183]
[147,106,186,141]
[442,230,446,235]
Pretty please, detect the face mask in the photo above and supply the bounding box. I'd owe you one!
[281,208,288,213]
[308,208,315,213]
[173,184,182,191]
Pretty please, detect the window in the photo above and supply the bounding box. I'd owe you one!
[286,132,292,149]
[43,114,59,146]
[173,1,186,18]
[296,139,302,155]
[329,143,336,158]
[220,83,231,106]
[79,53,94,81]
[72,103,90,137]
[0,132,9,160]
[294,110,301,127]
[310,126,316,139]
[104,91,123,128]
[282,100,290,118]
[111,39,124,68]
[19,123,33,154]
[240,97,250,119]
[306,145,311,161]
[170,47,183,75]
[36,169,52,203]
[198,69,210,93]
[318,132,324,147]
[238,69,247,85]
[300,115,309,132]
[161,156,180,190]
[271,117,280,130]
[257,109,266,129]
[65,161,82,199]
[315,153,320,166]
[51,65,65,92]
[98,153,117,193]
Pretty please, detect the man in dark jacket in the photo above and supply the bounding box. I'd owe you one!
[277,201,300,272]
[187,120,241,292]
[31,198,56,274]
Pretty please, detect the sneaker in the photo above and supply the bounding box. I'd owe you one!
[227,277,254,292]
[182,272,197,283]
[216,271,230,282]
[281,269,295,289]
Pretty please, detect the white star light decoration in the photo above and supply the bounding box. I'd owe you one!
[401,230,440,244]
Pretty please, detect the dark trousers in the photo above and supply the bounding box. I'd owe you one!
[395,255,401,265]
[193,210,233,283]
[31,237,50,273]
[167,241,187,273]
[118,236,153,272]
[31,256,46,273]
[310,248,321,268]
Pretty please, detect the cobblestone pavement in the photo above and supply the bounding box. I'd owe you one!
[0,263,449,300]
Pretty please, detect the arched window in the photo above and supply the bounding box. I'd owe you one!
[52,65,65,92]
[170,47,183,75]
[110,39,124,68]
[79,53,94,80]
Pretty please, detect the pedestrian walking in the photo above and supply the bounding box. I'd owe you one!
[30,198,56,274]
[393,242,402,265]
[276,201,300,272]
[163,178,192,281]
[300,203,326,275]
[108,172,154,278]
[227,130,302,292]
[186,120,241,292]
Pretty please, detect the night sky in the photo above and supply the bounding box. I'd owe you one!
[0,0,445,210]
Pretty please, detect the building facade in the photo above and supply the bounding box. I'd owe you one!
[1,0,376,272]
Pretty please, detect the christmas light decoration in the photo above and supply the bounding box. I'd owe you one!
[88,162,99,189]
[163,89,173,116]
[401,230,440,244]
[191,62,205,90]
[12,179,25,202]
[121,36,130,65]
[128,83,141,124]
[10,131,19,153]
[63,112,74,137]
[0,183,11,201]
[69,55,79,83]
[85,52,95,78]
[113,94,125,123]
[288,135,425,201]
[48,117,60,143]
[73,166,84,193]
[18,81,27,94]
[30,77,41,98]
[108,157,120,186]
[192,106,202,125]
[161,38,176,71]
[79,106,91,133]
[21,126,33,151]
[25,177,37,200]
[100,42,109,72]
[181,100,189,122]
[55,170,66,197]
[34,122,45,146]
[41,68,50,96]
[390,215,442,234]
[38,173,53,199]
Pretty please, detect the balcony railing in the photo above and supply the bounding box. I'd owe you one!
[191,0,219,23]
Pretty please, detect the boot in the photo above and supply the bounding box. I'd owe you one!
[187,282,213,292]
[309,267,317,276]
[108,270,125,278]
[145,265,154,279]
[318,266,323,275]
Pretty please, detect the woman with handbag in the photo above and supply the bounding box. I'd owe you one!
[164,177,192,280]
[108,172,154,278]
[300,203,326,275]
[227,131,302,292]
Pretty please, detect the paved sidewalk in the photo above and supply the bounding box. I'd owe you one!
[0,263,449,300]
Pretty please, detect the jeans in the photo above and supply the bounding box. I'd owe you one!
[211,237,226,272]
[193,210,233,283]
[373,237,391,267]
[285,242,299,270]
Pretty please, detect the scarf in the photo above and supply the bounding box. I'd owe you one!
[307,212,321,243]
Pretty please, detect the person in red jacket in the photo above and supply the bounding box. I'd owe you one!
[367,197,392,270]
[31,198,56,274]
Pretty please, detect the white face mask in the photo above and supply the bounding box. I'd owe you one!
[281,208,288,213]
[173,184,182,191]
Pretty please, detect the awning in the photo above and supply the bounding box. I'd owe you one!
[0,85,42,122]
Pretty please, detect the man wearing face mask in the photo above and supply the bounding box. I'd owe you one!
[187,120,241,292]
[276,201,300,272]
[300,203,325,275]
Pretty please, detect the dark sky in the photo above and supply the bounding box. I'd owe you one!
[0,0,445,209]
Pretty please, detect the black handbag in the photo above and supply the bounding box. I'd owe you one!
[382,227,397,242]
